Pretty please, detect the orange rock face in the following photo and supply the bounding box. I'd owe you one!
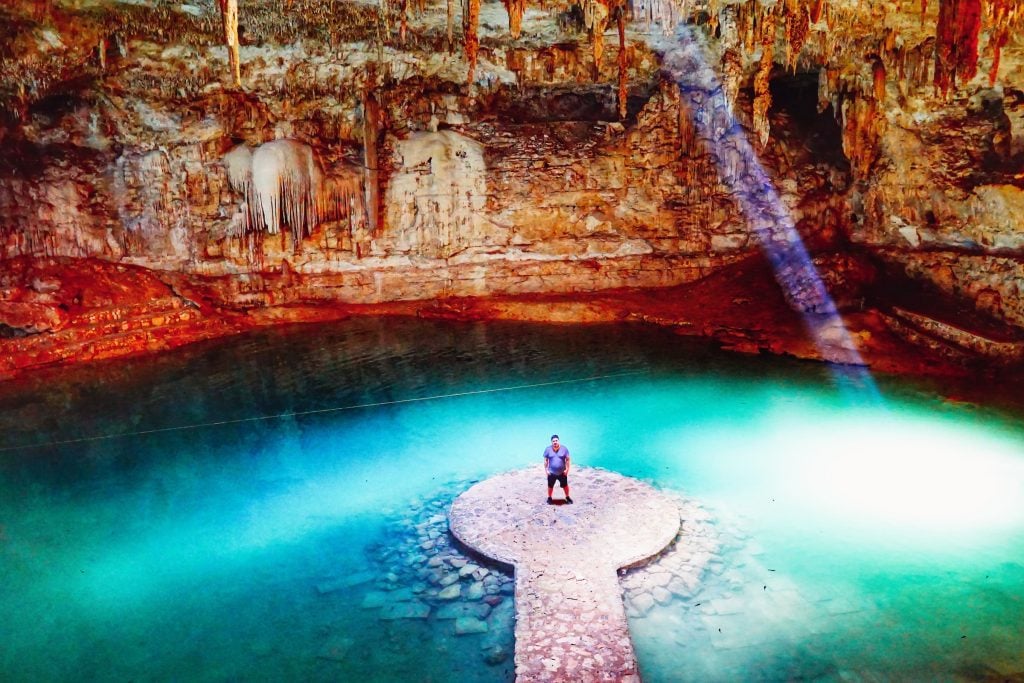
[1,0,1023,381]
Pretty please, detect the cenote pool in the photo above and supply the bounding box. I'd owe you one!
[1,317,1022,681]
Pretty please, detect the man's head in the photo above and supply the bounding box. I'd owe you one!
[551,435,560,449]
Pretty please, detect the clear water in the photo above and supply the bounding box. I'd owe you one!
[1,318,1022,681]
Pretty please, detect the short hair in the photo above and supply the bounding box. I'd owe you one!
[550,434,559,440]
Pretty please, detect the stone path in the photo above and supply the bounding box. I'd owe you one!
[449,467,681,682]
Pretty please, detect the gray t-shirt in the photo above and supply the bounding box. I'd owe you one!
[543,445,570,474]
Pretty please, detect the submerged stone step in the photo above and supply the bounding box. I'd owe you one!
[449,467,682,682]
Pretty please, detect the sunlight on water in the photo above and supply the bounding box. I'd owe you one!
[1,318,1022,681]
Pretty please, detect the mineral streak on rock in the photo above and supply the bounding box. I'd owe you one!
[450,467,682,682]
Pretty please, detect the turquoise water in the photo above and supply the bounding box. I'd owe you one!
[1,318,1023,681]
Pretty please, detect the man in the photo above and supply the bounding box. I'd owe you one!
[543,434,572,505]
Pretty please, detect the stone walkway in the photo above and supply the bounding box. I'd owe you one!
[449,467,681,682]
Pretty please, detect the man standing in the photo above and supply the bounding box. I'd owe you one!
[543,434,572,505]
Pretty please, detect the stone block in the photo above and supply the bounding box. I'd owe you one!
[379,601,431,620]
[438,584,462,600]
[455,617,489,635]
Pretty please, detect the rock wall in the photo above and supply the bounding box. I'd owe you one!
[0,25,848,311]
[2,0,1022,351]
[854,87,1024,328]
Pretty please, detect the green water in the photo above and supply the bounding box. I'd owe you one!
[1,318,1022,681]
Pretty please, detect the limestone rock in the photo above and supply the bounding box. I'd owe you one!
[379,602,431,620]
[454,617,489,635]
[438,584,462,600]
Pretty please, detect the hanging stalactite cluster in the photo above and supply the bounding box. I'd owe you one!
[196,0,1024,175]
[223,140,365,250]
[667,0,1024,173]
[934,0,982,96]
[502,0,527,38]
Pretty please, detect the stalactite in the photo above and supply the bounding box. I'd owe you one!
[955,0,982,82]
[503,0,527,39]
[617,8,627,120]
[816,16,835,62]
[738,3,755,53]
[465,0,480,83]
[934,0,955,95]
[223,141,365,249]
[756,2,777,47]
[400,0,409,42]
[721,48,743,114]
[632,0,685,32]
[224,144,256,233]
[840,95,882,179]
[783,1,810,72]
[818,66,839,114]
[988,26,1008,85]
[752,43,773,149]
[810,0,825,24]
[582,0,610,76]
[881,27,897,58]
[934,0,982,96]
[217,0,241,88]
[447,0,455,50]
[363,91,382,235]
[872,57,886,103]
[983,0,1020,85]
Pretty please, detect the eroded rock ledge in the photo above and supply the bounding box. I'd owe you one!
[3,252,1011,382]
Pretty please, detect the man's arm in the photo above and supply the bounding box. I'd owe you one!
[565,453,570,475]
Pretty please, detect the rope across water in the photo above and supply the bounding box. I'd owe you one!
[1,369,647,453]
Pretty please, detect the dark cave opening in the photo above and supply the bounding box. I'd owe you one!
[768,71,849,171]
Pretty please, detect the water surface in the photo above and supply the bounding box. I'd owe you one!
[1,318,1022,681]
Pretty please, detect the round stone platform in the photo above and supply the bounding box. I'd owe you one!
[449,467,681,682]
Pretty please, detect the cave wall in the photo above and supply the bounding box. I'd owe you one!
[2,0,1023,337]
[851,82,1024,327]
[0,24,851,311]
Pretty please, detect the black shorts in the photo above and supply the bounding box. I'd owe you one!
[547,473,568,488]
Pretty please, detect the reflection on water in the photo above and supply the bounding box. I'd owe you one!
[1,317,1022,681]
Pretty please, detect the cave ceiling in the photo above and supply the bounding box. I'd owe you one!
[2,1,1022,127]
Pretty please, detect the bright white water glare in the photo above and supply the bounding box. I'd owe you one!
[674,407,1024,537]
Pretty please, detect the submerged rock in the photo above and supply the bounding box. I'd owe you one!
[454,617,489,635]
[379,602,431,620]
[438,584,462,600]
[317,636,354,662]
[315,570,376,594]
[465,582,485,601]
[652,586,673,605]
[629,592,655,615]
[483,644,510,665]
[435,602,492,620]
[360,591,389,609]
